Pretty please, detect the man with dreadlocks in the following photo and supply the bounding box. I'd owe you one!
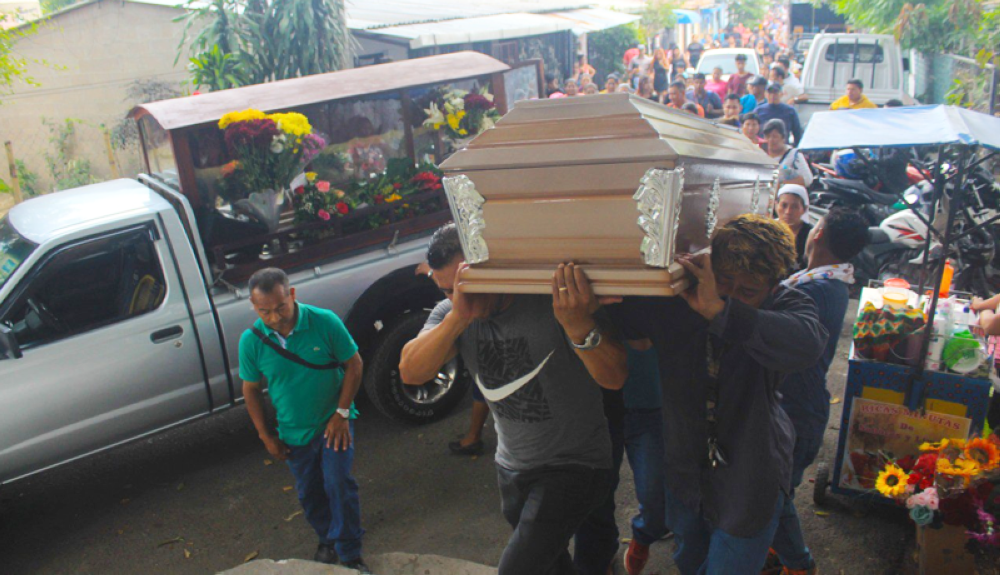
[611,214,828,575]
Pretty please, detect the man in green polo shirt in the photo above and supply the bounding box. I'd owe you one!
[239,268,368,573]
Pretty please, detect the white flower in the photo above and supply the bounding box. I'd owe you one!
[270,139,285,154]
[423,102,445,127]
[480,115,495,131]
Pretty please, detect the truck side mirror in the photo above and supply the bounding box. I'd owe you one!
[902,57,910,73]
[0,323,22,360]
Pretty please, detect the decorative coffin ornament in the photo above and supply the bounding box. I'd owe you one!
[440,93,778,296]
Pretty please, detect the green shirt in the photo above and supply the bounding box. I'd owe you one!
[239,303,359,446]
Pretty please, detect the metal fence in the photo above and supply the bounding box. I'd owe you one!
[926,54,1000,114]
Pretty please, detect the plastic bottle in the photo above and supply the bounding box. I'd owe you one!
[939,261,954,298]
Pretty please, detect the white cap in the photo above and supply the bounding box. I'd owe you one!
[777,184,810,223]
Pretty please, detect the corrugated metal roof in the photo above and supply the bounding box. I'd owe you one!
[345,0,590,30]
[367,12,576,49]
[545,7,640,35]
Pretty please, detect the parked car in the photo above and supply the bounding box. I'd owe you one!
[694,48,761,82]
[796,33,916,124]
[0,52,544,486]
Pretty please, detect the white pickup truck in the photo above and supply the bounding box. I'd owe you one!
[797,33,917,124]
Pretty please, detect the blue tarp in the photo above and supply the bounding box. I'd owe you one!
[798,105,1000,152]
[672,9,702,25]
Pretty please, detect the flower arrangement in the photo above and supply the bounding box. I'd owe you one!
[291,158,445,236]
[422,86,500,140]
[216,108,326,203]
[873,433,999,539]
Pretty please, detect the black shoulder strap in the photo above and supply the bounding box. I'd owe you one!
[252,327,341,370]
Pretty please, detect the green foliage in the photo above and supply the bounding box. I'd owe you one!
[40,0,78,14]
[728,0,769,28]
[42,118,101,191]
[639,0,678,39]
[13,160,39,197]
[0,13,40,102]
[588,24,642,86]
[187,44,250,91]
[176,0,350,89]
[828,0,983,53]
[111,78,183,150]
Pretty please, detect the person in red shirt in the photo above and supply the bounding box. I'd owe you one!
[725,54,753,97]
[623,44,641,67]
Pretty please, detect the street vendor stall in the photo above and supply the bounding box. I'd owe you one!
[800,106,1000,574]
[128,52,543,281]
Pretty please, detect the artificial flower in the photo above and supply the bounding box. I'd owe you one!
[335,202,349,215]
[334,189,345,198]
[967,505,1000,548]
[316,181,331,193]
[270,139,285,154]
[305,172,317,182]
[392,183,402,189]
[294,186,305,195]
[906,487,940,510]
[909,505,935,526]
[218,108,266,129]
[920,438,965,452]
[936,458,981,487]
[876,464,909,498]
[374,194,385,204]
[385,193,403,203]
[964,437,1000,471]
[317,209,331,221]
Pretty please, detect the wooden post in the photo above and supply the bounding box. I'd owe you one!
[4,141,24,205]
[103,130,121,179]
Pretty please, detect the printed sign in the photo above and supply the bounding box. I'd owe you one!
[838,398,971,491]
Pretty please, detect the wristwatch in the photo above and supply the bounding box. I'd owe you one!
[571,326,603,351]
[336,408,351,419]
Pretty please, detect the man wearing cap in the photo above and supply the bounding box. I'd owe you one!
[756,83,803,145]
[740,76,768,114]
[725,53,754,97]
[830,78,878,110]
[687,73,724,119]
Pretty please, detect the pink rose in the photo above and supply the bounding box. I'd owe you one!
[316,181,331,193]
[906,487,939,510]
[317,209,331,221]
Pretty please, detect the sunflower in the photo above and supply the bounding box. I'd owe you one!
[876,464,910,498]
[919,438,966,452]
[936,457,981,482]
[963,437,1000,471]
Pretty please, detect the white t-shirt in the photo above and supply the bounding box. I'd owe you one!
[777,147,814,187]
[630,55,652,77]
[783,75,804,101]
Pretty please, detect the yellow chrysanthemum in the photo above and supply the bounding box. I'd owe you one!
[446,113,461,130]
[875,464,909,498]
[305,172,317,182]
[268,112,312,137]
[937,457,981,478]
[963,438,999,471]
[920,438,966,452]
[218,108,266,129]
[458,129,468,135]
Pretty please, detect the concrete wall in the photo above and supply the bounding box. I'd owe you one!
[0,0,192,192]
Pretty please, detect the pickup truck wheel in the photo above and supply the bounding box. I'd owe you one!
[363,311,470,424]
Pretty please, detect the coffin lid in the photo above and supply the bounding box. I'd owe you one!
[440,93,774,172]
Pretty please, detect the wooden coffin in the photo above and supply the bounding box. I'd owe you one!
[439,93,778,296]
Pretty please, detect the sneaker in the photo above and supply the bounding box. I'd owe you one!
[623,539,650,575]
[341,558,372,574]
[313,543,338,564]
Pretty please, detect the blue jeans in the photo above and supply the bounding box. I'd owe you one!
[769,414,825,570]
[624,408,668,546]
[285,422,363,562]
[665,485,785,575]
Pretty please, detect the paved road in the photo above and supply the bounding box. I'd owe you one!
[1,301,917,574]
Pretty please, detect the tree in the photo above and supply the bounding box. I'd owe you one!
[639,0,678,41]
[728,0,769,28]
[587,24,642,85]
[828,0,982,54]
[176,0,351,91]
[0,11,40,101]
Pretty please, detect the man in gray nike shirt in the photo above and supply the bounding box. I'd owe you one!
[400,225,626,575]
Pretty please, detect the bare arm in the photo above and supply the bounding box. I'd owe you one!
[972,294,1000,312]
[243,379,290,460]
[979,309,1000,336]
[399,314,462,385]
[553,263,628,390]
[324,352,363,450]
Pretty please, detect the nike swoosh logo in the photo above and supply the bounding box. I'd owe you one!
[475,351,554,402]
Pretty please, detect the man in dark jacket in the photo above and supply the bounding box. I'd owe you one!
[612,214,828,575]
[756,83,804,145]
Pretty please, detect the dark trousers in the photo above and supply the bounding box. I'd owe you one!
[497,464,612,575]
[574,388,627,575]
[285,422,364,562]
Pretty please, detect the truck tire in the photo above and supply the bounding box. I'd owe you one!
[363,310,470,424]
